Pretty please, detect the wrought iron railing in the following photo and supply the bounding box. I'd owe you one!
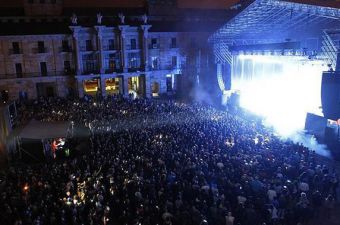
[32,47,48,54]
[9,49,23,55]
[0,70,74,79]
[60,46,73,52]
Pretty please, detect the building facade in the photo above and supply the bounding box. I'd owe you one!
[0,0,229,102]
[0,23,188,101]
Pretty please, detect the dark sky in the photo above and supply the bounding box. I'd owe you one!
[178,0,239,8]
[63,0,239,8]
[1,0,339,9]
[1,0,238,8]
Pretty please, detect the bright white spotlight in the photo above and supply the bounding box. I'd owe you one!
[232,55,327,137]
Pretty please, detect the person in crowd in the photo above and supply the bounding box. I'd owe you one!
[225,212,235,225]
[0,96,338,225]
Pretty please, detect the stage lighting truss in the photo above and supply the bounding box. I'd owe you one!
[210,0,340,92]
[210,0,340,41]
[321,29,340,70]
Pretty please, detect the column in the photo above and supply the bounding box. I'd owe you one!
[118,25,129,73]
[123,76,129,97]
[145,73,151,98]
[118,76,124,95]
[100,77,106,97]
[95,26,105,74]
[140,25,151,72]
[70,26,82,75]
[77,79,84,98]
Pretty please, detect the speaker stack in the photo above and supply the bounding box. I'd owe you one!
[319,71,340,151]
[321,71,340,120]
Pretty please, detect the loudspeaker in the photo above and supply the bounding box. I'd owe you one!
[305,113,327,139]
[336,52,340,71]
[324,126,339,143]
[321,71,340,120]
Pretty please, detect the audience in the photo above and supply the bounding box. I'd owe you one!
[0,96,338,225]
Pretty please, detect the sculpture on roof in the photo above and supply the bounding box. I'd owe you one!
[97,13,103,25]
[118,13,125,24]
[71,13,78,25]
[142,14,148,24]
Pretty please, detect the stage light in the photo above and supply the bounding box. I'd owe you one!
[23,184,29,192]
[232,55,327,136]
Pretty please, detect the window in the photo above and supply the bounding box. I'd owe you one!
[82,54,99,74]
[166,75,173,92]
[40,62,47,76]
[151,38,158,49]
[38,41,45,53]
[12,42,20,54]
[108,39,115,50]
[15,63,23,78]
[108,54,116,70]
[105,53,120,73]
[86,40,93,51]
[62,40,70,52]
[172,56,177,68]
[151,56,158,69]
[171,38,177,48]
[152,82,160,97]
[128,52,140,69]
[130,39,136,50]
[64,61,71,73]
[84,62,97,74]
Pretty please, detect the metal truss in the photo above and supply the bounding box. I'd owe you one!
[210,0,340,42]
[321,29,340,70]
[210,0,340,92]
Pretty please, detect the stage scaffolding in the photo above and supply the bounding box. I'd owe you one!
[210,0,340,91]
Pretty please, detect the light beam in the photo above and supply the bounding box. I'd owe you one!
[232,55,327,136]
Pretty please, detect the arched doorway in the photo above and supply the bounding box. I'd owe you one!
[83,78,100,96]
[151,82,160,97]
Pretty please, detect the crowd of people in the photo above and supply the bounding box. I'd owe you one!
[0,96,339,225]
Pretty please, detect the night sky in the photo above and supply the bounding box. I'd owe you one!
[1,0,339,9]
[2,0,239,9]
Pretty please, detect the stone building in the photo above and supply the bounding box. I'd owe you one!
[0,0,231,102]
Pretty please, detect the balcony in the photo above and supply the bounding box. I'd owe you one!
[104,68,123,74]
[148,65,177,71]
[149,65,160,71]
[0,71,74,80]
[82,69,100,75]
[60,46,72,53]
[103,45,116,51]
[9,49,23,55]
[128,67,142,72]
[80,46,96,52]
[149,44,160,49]
[32,47,48,54]
[126,45,139,50]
